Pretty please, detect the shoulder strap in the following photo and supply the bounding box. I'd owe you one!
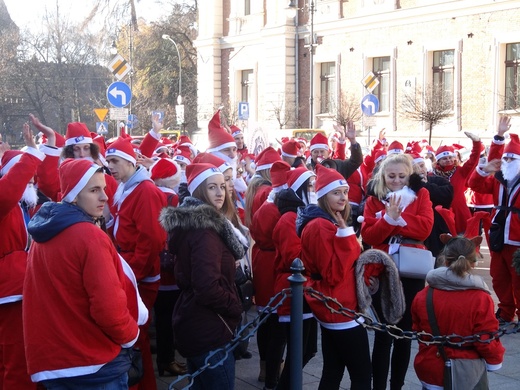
[426,287,448,362]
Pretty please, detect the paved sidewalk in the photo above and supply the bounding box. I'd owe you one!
[156,243,520,389]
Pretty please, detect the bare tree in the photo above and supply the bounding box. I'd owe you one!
[401,84,453,144]
[329,91,362,128]
[270,96,297,129]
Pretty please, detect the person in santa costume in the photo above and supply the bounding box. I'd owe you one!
[24,158,140,389]
[244,146,282,227]
[159,163,245,389]
[273,166,318,390]
[361,153,433,390]
[412,235,504,389]
[0,123,45,389]
[296,164,371,389]
[280,139,304,168]
[468,115,520,323]
[431,131,482,235]
[105,137,167,390]
[148,157,188,377]
[249,160,291,387]
[229,125,248,162]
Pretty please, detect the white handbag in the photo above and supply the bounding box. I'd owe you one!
[391,245,435,279]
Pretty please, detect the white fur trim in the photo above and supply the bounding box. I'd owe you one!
[206,141,237,153]
[65,135,92,146]
[316,179,349,199]
[255,163,274,171]
[310,143,329,152]
[290,170,316,192]
[502,152,520,160]
[106,149,136,166]
[387,149,403,155]
[173,155,192,165]
[281,150,297,158]
[435,151,456,160]
[62,165,100,202]
[39,144,62,157]
[187,167,222,194]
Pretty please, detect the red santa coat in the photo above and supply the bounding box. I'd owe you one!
[468,169,520,246]
[250,200,280,307]
[23,223,139,381]
[412,288,504,387]
[0,148,44,303]
[272,211,301,317]
[300,218,361,326]
[346,167,366,206]
[109,177,167,283]
[361,188,433,252]
[158,187,179,289]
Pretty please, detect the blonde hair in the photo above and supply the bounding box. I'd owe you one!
[369,154,413,200]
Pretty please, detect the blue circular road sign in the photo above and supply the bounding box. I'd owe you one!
[361,94,380,117]
[107,81,132,108]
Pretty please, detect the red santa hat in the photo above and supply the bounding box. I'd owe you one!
[270,161,291,188]
[309,133,330,152]
[41,131,66,148]
[296,137,308,148]
[172,145,193,166]
[186,163,223,194]
[288,166,316,192]
[105,137,136,166]
[435,145,456,160]
[503,133,520,160]
[255,146,282,171]
[230,125,243,138]
[92,134,107,156]
[207,110,236,152]
[0,150,23,176]
[374,150,387,164]
[59,158,100,203]
[150,158,181,182]
[410,152,424,165]
[281,140,301,158]
[193,152,231,173]
[315,164,349,199]
[65,122,92,146]
[387,141,404,155]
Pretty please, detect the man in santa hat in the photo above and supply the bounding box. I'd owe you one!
[469,115,520,324]
[230,124,248,161]
[0,123,46,389]
[24,158,141,388]
[431,130,482,234]
[105,137,167,390]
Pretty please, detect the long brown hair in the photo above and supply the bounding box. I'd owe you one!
[317,192,351,225]
[438,236,479,277]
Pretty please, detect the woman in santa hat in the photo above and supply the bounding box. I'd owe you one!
[411,235,504,389]
[272,166,318,390]
[159,163,245,389]
[361,153,434,390]
[24,158,141,389]
[296,164,372,389]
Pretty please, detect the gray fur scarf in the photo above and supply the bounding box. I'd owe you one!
[355,249,406,325]
[159,196,246,260]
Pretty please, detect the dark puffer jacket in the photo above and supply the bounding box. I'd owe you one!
[159,197,244,358]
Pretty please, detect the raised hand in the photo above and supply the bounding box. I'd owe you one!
[151,113,163,133]
[385,193,402,220]
[332,123,346,142]
[481,158,501,174]
[334,211,347,229]
[345,120,356,142]
[29,114,55,147]
[22,122,37,149]
[497,115,511,137]
[464,131,480,142]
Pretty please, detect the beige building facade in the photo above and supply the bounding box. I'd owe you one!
[194,0,520,150]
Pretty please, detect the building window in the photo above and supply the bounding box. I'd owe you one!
[505,42,520,110]
[372,56,390,112]
[244,0,251,16]
[320,62,336,113]
[432,49,454,108]
[241,70,253,102]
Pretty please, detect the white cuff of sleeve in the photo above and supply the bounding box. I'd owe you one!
[384,213,407,227]
[39,144,61,157]
[476,166,491,177]
[336,226,355,237]
[486,362,502,371]
[149,129,161,140]
[26,146,46,161]
[338,139,346,144]
[121,330,140,348]
[493,138,505,145]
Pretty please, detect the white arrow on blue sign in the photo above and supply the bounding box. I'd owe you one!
[361,94,379,117]
[107,81,132,108]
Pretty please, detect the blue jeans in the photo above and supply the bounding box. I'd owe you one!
[42,372,128,390]
[187,349,235,390]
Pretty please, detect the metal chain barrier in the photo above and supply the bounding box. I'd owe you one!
[168,260,519,389]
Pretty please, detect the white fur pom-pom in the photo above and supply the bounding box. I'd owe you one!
[357,215,365,223]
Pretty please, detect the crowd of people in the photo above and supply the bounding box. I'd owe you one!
[0,109,514,389]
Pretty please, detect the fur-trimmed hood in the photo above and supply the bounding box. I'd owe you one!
[355,249,406,325]
[160,196,246,260]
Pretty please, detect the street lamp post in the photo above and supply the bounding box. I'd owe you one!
[162,34,183,106]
